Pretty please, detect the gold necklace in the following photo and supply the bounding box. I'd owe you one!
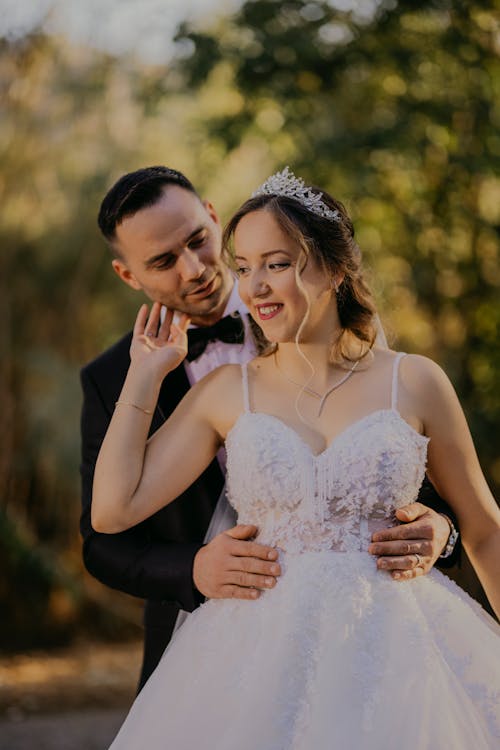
[273,351,361,417]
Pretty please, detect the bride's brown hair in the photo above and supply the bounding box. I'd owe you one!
[223,189,377,365]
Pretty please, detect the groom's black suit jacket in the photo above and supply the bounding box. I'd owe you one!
[80,331,224,688]
[80,333,460,689]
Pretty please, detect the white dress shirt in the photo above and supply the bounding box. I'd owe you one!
[183,282,257,385]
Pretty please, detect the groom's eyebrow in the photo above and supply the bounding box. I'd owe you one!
[144,225,206,268]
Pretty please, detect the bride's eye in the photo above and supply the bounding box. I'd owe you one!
[268,262,290,271]
[235,266,250,276]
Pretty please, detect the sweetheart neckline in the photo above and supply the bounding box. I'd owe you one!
[226,408,429,460]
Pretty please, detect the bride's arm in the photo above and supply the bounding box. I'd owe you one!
[403,355,500,618]
[92,304,227,534]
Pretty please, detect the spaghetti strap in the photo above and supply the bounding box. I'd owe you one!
[391,352,406,412]
[241,362,251,413]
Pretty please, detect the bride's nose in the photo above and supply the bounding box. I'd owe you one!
[248,270,271,298]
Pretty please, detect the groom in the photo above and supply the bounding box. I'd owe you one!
[80,166,459,689]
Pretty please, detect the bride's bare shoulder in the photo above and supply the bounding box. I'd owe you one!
[398,352,449,385]
[191,363,248,425]
[200,355,269,386]
[372,348,446,381]
[191,363,243,397]
[394,353,460,418]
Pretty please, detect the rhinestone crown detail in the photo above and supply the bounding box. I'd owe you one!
[252,166,340,222]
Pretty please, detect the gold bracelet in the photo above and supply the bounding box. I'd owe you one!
[115,400,153,415]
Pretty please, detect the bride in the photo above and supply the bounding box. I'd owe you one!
[93,168,500,748]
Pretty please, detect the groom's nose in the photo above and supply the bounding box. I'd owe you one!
[177,248,205,281]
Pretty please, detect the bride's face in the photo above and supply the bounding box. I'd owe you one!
[233,209,336,344]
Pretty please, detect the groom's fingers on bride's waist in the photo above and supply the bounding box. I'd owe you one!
[229,539,280,561]
[230,556,281,577]
[219,584,262,600]
[368,539,431,556]
[377,555,428,578]
[371,523,434,542]
[391,566,425,581]
[227,571,277,589]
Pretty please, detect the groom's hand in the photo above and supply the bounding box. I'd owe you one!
[192,524,281,600]
[368,503,450,580]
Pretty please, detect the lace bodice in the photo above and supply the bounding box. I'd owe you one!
[225,353,429,554]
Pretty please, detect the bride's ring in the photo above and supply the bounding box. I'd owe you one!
[146,332,155,337]
[413,553,422,568]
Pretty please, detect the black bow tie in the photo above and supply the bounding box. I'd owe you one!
[186,312,245,362]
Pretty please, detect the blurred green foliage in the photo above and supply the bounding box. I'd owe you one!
[176,0,500,445]
[0,0,498,649]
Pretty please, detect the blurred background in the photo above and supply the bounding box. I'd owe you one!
[0,0,499,746]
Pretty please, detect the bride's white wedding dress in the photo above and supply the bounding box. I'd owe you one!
[110,353,500,749]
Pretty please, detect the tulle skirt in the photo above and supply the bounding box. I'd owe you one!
[110,551,500,749]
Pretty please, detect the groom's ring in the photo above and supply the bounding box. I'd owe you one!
[412,553,422,568]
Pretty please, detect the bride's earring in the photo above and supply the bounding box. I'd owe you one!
[331,274,345,295]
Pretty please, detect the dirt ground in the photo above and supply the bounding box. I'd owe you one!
[0,641,142,750]
[0,708,128,750]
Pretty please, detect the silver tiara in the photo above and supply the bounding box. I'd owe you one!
[251,166,340,222]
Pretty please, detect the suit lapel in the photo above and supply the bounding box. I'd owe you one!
[151,364,191,434]
[152,363,225,499]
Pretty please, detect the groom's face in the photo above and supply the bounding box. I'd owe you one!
[111,185,233,325]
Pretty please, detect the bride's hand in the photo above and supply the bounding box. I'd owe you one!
[130,302,190,379]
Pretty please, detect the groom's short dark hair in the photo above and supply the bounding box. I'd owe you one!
[98,166,200,243]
